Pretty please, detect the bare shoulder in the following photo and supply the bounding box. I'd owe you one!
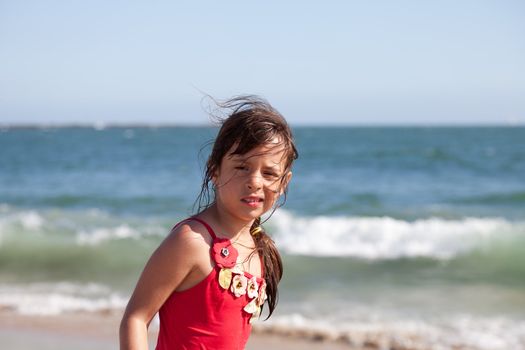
[156,221,211,269]
[121,220,214,324]
[148,219,214,291]
[162,220,213,256]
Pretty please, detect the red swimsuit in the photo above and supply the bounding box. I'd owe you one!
[155,217,266,350]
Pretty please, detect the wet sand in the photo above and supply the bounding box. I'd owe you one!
[0,310,353,350]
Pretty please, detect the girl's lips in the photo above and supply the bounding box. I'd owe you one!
[241,197,263,207]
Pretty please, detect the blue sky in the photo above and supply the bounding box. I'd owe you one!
[1,1,524,125]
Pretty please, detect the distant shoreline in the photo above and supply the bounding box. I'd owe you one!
[0,123,209,129]
[1,123,524,129]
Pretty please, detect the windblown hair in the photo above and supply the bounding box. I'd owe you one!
[195,95,298,318]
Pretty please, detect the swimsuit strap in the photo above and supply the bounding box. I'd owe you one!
[171,217,218,240]
[186,216,218,240]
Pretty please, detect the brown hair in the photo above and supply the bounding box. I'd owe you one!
[195,95,298,318]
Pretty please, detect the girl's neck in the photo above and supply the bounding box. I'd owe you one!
[203,204,254,241]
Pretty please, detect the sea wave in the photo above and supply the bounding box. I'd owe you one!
[271,210,524,259]
[0,282,126,315]
[254,313,525,350]
[1,280,523,350]
[0,279,522,350]
[1,205,524,261]
[0,204,167,246]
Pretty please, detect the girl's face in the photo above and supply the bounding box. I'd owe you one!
[212,139,292,223]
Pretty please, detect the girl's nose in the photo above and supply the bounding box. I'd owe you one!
[246,173,263,191]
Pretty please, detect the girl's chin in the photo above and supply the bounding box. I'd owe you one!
[216,201,271,220]
[235,208,267,222]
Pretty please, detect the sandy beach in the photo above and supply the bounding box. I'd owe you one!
[0,309,353,350]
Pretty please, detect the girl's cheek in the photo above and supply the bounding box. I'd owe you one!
[267,189,280,202]
[265,184,279,194]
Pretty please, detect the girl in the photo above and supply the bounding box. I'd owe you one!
[119,95,298,350]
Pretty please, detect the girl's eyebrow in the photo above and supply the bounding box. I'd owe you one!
[228,153,244,160]
[264,164,281,170]
[229,153,253,162]
[230,156,246,162]
[230,156,282,170]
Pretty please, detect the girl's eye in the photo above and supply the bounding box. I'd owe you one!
[235,166,247,170]
[264,172,279,178]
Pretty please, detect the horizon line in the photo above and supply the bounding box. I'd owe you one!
[1,122,524,129]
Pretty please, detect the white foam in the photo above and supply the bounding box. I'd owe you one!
[19,211,44,230]
[0,206,166,246]
[0,209,45,245]
[0,282,127,316]
[255,313,525,350]
[0,207,44,230]
[1,206,523,257]
[271,211,522,259]
[76,224,141,245]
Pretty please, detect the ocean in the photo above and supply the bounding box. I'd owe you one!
[1,126,524,349]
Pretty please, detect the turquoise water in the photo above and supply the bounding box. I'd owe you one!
[1,126,524,349]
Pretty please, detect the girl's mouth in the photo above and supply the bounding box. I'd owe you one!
[241,197,263,207]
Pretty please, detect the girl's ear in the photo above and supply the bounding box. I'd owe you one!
[212,166,222,187]
[279,171,292,195]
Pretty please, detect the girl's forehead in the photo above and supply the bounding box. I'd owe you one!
[226,142,288,163]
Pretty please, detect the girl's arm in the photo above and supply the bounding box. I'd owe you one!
[119,224,205,350]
